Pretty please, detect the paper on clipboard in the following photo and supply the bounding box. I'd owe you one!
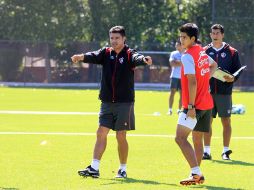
[212,66,247,82]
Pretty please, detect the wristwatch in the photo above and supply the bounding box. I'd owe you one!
[188,104,195,110]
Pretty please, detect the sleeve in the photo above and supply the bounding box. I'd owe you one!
[232,50,242,81]
[208,55,215,65]
[83,47,106,65]
[130,49,146,67]
[181,53,195,75]
[169,51,175,62]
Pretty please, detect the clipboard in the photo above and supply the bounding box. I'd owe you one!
[212,66,247,82]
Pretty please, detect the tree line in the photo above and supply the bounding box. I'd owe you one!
[0,0,253,81]
[1,0,253,49]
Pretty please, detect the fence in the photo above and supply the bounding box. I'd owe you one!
[0,40,253,87]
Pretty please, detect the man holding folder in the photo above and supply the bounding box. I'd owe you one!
[203,24,243,160]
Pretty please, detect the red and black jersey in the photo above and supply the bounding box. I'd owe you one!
[204,43,242,95]
[83,45,147,103]
[181,45,213,110]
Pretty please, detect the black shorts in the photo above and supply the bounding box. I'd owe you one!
[182,109,212,132]
[212,94,232,118]
[99,102,135,131]
[170,78,181,90]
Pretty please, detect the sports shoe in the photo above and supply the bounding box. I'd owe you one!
[222,150,232,160]
[167,110,173,115]
[78,165,100,178]
[115,169,127,178]
[202,152,212,160]
[180,173,205,186]
[177,109,181,114]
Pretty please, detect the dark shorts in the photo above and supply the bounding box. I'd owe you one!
[99,102,135,131]
[182,109,212,132]
[170,78,181,90]
[212,94,232,118]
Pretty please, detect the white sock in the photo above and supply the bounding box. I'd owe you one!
[191,166,202,175]
[119,164,127,172]
[223,147,229,153]
[204,146,211,155]
[168,108,172,112]
[91,159,100,171]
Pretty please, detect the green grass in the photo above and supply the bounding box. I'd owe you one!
[0,87,253,190]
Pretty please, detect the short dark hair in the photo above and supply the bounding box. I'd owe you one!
[179,23,199,42]
[109,26,126,37]
[211,24,224,34]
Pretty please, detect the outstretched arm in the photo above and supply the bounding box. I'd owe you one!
[128,49,152,67]
[71,54,84,64]
[143,56,152,65]
[71,48,105,65]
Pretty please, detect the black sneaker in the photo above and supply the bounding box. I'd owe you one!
[115,169,127,178]
[202,152,212,160]
[78,165,100,178]
[222,150,232,160]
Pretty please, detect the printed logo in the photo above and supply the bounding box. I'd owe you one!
[124,122,128,126]
[221,52,226,58]
[119,57,124,64]
[209,52,215,55]
[198,51,207,62]
[201,68,210,76]
[110,55,114,59]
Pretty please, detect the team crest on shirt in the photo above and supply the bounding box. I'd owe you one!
[119,57,124,64]
[221,52,226,58]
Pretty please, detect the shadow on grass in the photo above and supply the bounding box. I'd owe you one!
[192,185,244,190]
[211,159,254,166]
[100,177,178,187]
[0,188,19,190]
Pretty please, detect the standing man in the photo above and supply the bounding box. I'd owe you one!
[167,41,183,115]
[175,23,217,185]
[203,24,242,160]
[71,26,152,178]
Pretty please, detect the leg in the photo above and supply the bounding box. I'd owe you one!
[93,126,110,160]
[78,126,110,178]
[221,117,231,147]
[115,130,128,178]
[116,130,128,164]
[192,131,204,166]
[175,124,198,168]
[204,117,213,146]
[176,112,204,185]
[169,88,177,109]
[178,90,182,110]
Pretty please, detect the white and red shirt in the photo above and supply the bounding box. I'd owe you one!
[181,45,213,110]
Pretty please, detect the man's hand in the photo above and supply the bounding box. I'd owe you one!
[223,75,234,82]
[143,56,152,65]
[187,108,196,119]
[71,54,84,64]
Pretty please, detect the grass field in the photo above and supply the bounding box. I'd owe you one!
[0,87,253,190]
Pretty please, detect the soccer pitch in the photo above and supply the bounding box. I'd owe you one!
[0,87,253,190]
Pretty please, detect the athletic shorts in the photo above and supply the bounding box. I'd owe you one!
[99,102,135,131]
[170,78,181,90]
[212,94,232,118]
[177,109,212,132]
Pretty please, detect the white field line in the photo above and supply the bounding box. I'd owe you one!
[0,131,253,140]
[0,110,98,115]
[0,110,161,116]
